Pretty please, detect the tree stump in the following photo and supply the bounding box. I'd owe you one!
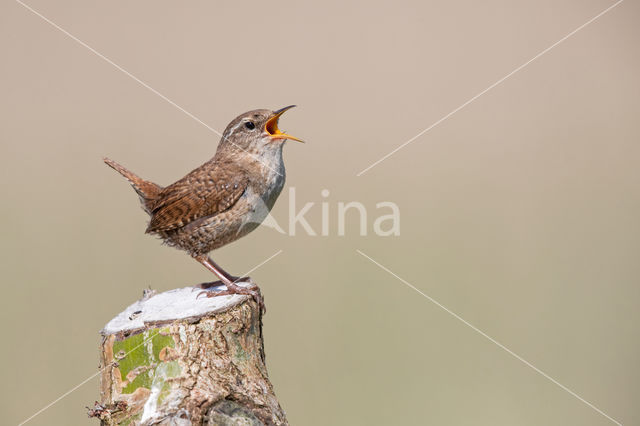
[92,284,287,425]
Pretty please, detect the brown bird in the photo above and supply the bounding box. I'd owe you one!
[104,106,302,312]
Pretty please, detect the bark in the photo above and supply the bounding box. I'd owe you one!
[92,285,287,425]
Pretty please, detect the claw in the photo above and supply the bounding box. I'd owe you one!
[194,280,264,315]
[195,280,225,291]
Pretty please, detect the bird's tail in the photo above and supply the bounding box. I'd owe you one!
[104,157,162,213]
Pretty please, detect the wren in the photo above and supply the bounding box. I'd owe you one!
[104,106,302,312]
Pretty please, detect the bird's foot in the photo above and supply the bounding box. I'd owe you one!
[196,276,252,290]
[196,281,265,315]
[196,280,223,290]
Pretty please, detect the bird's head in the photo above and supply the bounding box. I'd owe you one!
[218,105,303,154]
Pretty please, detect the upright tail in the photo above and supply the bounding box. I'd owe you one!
[104,157,162,214]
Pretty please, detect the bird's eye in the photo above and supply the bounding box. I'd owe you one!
[244,121,255,130]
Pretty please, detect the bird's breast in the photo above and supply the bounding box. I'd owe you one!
[241,149,286,226]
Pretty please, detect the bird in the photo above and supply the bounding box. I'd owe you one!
[104,105,302,313]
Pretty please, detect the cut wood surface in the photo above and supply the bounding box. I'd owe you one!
[93,284,287,425]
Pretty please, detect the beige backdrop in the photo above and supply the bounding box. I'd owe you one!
[1,0,638,425]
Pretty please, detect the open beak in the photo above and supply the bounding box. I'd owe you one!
[265,105,304,143]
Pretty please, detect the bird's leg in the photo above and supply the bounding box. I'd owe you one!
[195,256,253,289]
[193,255,264,314]
[206,256,253,283]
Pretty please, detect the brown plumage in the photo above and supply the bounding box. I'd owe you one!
[104,106,302,312]
[103,157,161,214]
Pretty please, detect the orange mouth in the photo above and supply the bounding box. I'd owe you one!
[265,105,304,142]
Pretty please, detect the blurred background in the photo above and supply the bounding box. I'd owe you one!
[1,0,638,424]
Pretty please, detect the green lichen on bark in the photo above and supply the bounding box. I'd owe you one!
[111,327,176,394]
[155,360,181,406]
